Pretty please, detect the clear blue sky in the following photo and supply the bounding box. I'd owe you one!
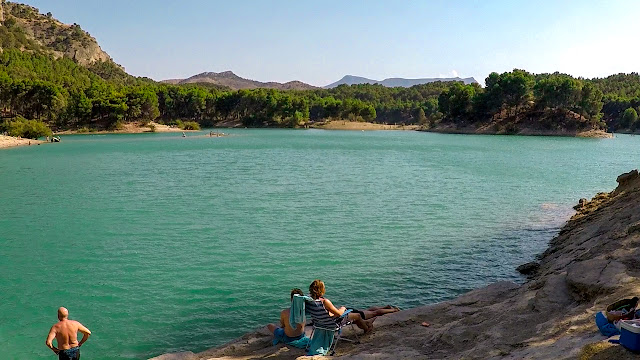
[23,0,640,86]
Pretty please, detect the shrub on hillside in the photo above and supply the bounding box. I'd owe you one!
[621,108,638,129]
[1,117,52,139]
[109,120,125,131]
[178,120,200,130]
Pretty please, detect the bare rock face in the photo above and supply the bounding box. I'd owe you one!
[516,261,540,276]
[1,2,115,67]
[566,259,631,301]
[617,169,639,187]
[149,352,196,360]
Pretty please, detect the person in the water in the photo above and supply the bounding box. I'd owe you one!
[45,307,91,360]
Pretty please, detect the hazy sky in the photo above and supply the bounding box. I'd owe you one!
[23,0,640,86]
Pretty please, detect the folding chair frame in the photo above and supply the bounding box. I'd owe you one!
[308,310,361,356]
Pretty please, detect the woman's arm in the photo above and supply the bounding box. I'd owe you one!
[322,298,347,317]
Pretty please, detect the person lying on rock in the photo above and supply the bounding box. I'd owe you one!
[308,279,400,334]
[267,288,310,348]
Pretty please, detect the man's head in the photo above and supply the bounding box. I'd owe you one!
[309,280,325,299]
[290,288,303,301]
[57,307,69,321]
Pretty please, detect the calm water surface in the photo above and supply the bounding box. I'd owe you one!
[1,130,638,359]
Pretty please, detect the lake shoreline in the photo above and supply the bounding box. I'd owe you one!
[0,135,45,149]
[308,120,612,137]
[54,122,199,135]
[422,123,613,138]
[27,119,614,138]
[152,170,640,360]
[308,120,420,131]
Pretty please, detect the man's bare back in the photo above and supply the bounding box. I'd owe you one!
[49,319,82,349]
[46,307,91,359]
[280,308,304,337]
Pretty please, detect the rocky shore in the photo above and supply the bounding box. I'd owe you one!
[153,170,640,360]
[423,123,613,138]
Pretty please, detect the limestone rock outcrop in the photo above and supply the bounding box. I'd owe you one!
[0,2,115,67]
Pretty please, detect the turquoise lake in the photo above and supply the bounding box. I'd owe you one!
[1,129,639,359]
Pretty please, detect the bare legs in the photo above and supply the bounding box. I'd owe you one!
[362,305,400,320]
[347,312,375,334]
[266,323,277,333]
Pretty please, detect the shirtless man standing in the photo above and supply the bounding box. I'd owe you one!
[45,307,91,360]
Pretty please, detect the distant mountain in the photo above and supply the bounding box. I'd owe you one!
[162,71,318,90]
[325,75,478,88]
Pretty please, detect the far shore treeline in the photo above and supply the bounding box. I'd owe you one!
[1,1,640,139]
[3,47,640,139]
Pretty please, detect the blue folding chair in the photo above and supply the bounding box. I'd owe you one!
[304,298,360,356]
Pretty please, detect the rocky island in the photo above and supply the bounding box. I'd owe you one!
[153,170,640,359]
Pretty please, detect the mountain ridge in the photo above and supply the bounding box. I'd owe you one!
[162,71,319,90]
[325,74,478,88]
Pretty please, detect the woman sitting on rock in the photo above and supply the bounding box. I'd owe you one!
[307,279,400,334]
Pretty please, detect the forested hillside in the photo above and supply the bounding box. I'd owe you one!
[1,1,639,138]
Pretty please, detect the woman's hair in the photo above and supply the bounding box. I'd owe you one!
[309,279,325,299]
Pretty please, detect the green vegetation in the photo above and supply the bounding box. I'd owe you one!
[592,73,640,131]
[175,120,201,130]
[436,70,606,133]
[1,116,52,139]
[2,2,640,135]
[621,107,638,130]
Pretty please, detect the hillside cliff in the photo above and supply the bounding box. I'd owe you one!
[153,170,640,359]
[0,1,114,66]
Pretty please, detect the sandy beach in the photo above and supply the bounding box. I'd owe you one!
[0,135,45,149]
[310,120,420,131]
[55,122,198,135]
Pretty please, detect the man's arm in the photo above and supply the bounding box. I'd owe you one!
[45,326,59,354]
[279,310,286,328]
[76,322,91,347]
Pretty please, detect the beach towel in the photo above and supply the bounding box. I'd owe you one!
[307,328,335,356]
[290,294,313,327]
[272,327,310,349]
[596,311,620,337]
